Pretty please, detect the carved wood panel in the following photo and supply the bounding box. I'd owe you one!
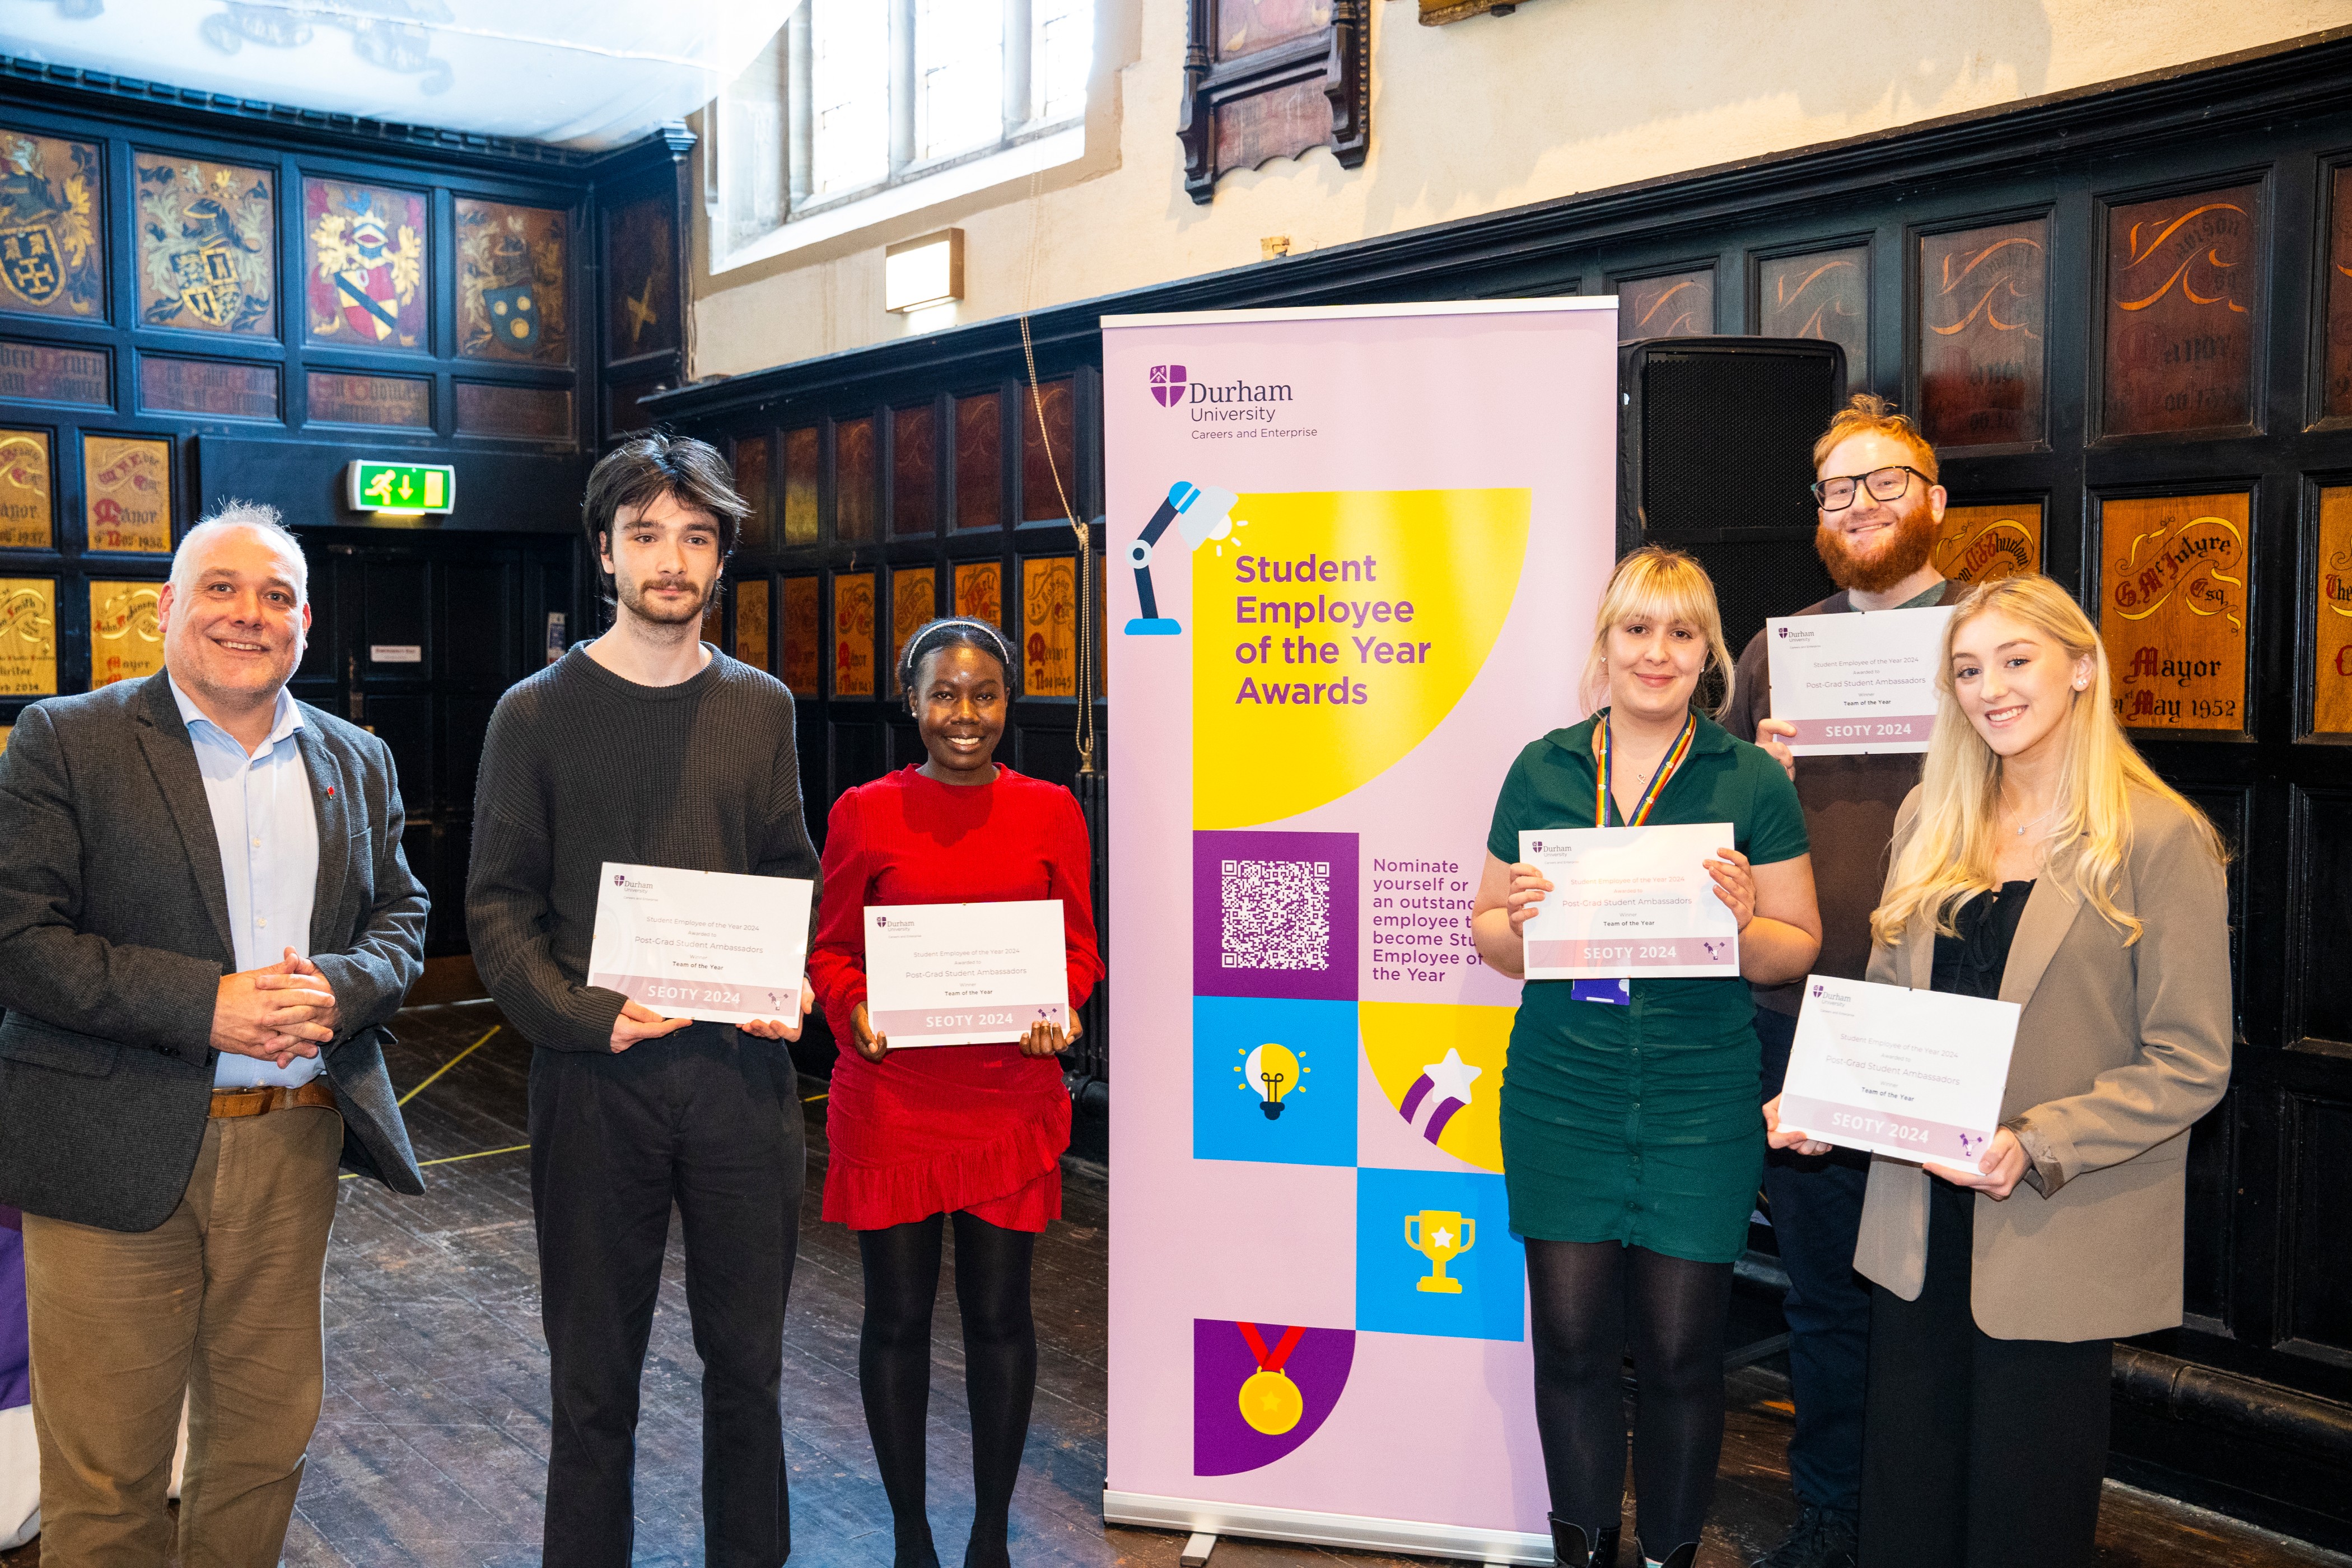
[1758,247,1868,379]
[1918,218,2047,449]
[1932,501,2042,586]
[1180,0,1368,205]
[2098,491,2250,732]
[2101,184,2262,437]
[1618,270,1713,340]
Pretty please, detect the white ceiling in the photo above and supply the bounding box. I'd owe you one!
[1,0,795,151]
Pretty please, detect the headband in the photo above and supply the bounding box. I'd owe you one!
[902,618,1014,679]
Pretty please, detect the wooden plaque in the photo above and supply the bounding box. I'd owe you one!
[1919,218,2047,449]
[781,576,820,696]
[1022,556,1079,697]
[142,356,278,421]
[1759,247,1868,378]
[0,726,10,755]
[1020,379,1075,523]
[733,577,771,674]
[734,433,772,556]
[2102,186,2262,437]
[309,371,430,428]
[2315,487,2352,734]
[1180,0,1367,204]
[304,179,427,350]
[2325,167,2352,422]
[0,577,57,694]
[833,572,876,697]
[0,129,104,320]
[605,195,679,360]
[0,339,107,406]
[1620,270,1713,340]
[836,417,877,542]
[890,567,937,694]
[955,561,1002,627]
[133,154,274,335]
[894,404,937,536]
[454,382,571,441]
[89,579,163,688]
[955,392,1002,529]
[83,435,171,554]
[0,430,53,549]
[456,199,568,363]
[783,427,820,546]
[2099,492,2250,732]
[1933,502,2043,586]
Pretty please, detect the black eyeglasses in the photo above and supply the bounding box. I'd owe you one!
[1811,465,1931,511]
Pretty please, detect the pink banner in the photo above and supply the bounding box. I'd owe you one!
[1524,936,1735,970]
[1782,714,1934,747]
[867,1004,1065,1037]
[1777,1091,1999,1166]
[585,972,799,1015]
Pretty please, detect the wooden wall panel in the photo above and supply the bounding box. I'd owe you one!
[2098,492,2250,732]
[1918,218,2048,449]
[0,430,53,549]
[2102,185,2262,437]
[1933,501,2042,585]
[1619,270,1712,340]
[1758,246,1868,379]
[2314,487,2352,734]
[832,571,875,697]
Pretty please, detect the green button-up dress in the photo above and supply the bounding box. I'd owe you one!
[1485,710,1810,1264]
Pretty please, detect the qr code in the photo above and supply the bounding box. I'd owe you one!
[1221,858,1331,970]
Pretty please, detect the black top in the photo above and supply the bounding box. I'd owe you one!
[1930,880,2036,1000]
[465,643,820,1053]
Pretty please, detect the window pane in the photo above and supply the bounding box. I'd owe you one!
[917,0,1001,160]
[1034,0,1094,124]
[811,0,889,197]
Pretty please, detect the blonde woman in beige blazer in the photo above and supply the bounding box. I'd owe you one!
[1763,573,2231,1568]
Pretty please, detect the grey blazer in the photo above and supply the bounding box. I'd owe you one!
[0,670,429,1231]
[1852,784,2233,1341]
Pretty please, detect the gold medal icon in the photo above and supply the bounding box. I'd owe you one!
[1238,1366,1304,1435]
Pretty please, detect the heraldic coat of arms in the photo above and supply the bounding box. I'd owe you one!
[136,157,274,334]
[0,134,100,317]
[308,184,424,347]
[458,199,566,362]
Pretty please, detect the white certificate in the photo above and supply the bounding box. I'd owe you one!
[865,899,1070,1047]
[1765,605,1955,755]
[586,862,814,1025]
[1778,976,2019,1172]
[1516,824,1739,981]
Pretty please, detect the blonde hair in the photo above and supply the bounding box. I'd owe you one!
[1579,545,1736,721]
[1870,573,2224,948]
[1813,393,1939,484]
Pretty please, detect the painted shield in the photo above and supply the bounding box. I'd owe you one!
[1150,363,1187,407]
[169,239,243,329]
[0,225,62,305]
[483,281,539,351]
[337,261,401,341]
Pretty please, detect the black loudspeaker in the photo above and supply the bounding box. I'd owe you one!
[1617,337,1848,657]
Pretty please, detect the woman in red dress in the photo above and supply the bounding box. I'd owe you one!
[809,617,1103,1568]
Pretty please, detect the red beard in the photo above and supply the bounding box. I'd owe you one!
[1816,505,1939,594]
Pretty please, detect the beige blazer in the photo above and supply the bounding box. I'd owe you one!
[1852,785,2233,1342]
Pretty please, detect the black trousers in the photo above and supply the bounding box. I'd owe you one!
[529,1029,805,1568]
[1857,1179,2111,1568]
[1756,1007,1874,1516]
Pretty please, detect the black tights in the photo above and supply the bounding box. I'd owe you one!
[1526,1239,1733,1557]
[858,1211,1038,1568]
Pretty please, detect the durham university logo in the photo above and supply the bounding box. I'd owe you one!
[1150,365,1188,408]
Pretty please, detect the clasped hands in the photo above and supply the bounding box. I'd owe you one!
[849,1002,1079,1064]
[211,947,342,1068]
[609,983,813,1053]
[1763,1095,2031,1200]
[1501,847,1762,937]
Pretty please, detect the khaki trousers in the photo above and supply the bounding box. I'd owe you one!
[23,1106,342,1568]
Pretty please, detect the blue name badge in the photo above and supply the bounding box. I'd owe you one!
[1570,977,1630,1006]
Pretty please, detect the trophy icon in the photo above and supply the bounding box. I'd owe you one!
[1404,1208,1476,1294]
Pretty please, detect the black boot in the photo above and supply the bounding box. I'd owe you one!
[1637,1542,1698,1568]
[1548,1514,1623,1568]
[893,1520,941,1568]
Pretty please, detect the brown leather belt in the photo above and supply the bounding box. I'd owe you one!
[208,1080,339,1119]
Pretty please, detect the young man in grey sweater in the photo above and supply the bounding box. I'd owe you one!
[467,434,818,1568]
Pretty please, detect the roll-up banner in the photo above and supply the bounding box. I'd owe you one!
[1103,299,1618,1560]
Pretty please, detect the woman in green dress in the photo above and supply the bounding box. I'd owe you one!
[1472,547,1821,1568]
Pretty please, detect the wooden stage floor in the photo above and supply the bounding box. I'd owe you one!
[4,1000,2345,1568]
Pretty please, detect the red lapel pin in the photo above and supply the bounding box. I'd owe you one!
[325,785,335,797]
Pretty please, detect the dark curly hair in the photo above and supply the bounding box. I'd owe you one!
[898,617,1019,707]
[581,433,750,601]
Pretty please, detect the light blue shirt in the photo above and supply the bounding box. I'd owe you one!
[169,677,323,1088]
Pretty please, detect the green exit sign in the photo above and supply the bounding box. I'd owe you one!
[345,459,456,514]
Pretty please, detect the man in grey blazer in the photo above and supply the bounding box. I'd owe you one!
[0,503,427,1567]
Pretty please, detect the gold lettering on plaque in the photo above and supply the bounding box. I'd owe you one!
[2315,487,2352,735]
[2099,492,2249,732]
[90,580,163,688]
[0,430,52,549]
[83,435,172,553]
[1932,502,2042,587]
[833,572,875,697]
[0,577,57,694]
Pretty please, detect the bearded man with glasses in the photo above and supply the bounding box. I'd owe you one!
[1722,394,1964,1568]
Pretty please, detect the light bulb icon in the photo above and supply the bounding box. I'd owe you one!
[1239,1042,1305,1121]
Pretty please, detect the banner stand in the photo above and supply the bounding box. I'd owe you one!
[1103,1490,1552,1565]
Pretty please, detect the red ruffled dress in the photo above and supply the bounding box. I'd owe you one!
[810,764,1104,1233]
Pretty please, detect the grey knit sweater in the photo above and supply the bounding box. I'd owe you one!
[465,643,820,1053]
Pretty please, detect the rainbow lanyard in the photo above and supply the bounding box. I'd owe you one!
[1592,709,1697,828]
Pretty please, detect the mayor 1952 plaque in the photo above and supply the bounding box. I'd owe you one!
[2102,185,2262,438]
[2099,491,2250,732]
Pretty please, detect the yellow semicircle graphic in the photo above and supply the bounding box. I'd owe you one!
[1360,1001,1514,1173]
[1192,488,1531,829]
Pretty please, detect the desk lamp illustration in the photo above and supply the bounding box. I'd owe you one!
[1124,480,1243,634]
